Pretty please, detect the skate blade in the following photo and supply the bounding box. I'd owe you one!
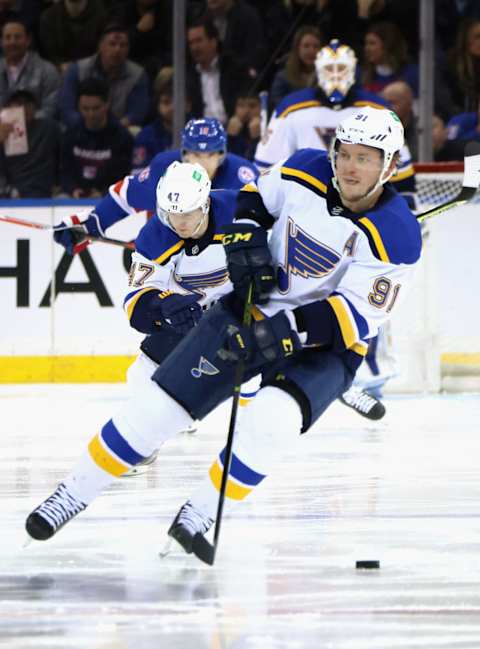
[22,536,34,549]
[159,538,174,558]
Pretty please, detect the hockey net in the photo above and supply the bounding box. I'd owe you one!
[369,162,480,394]
[414,162,464,210]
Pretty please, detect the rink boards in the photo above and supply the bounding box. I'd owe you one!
[1,200,479,388]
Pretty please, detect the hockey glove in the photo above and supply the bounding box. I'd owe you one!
[53,213,103,255]
[131,290,202,335]
[222,223,275,304]
[219,311,302,364]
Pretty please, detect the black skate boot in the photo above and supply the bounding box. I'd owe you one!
[26,483,87,540]
[166,502,214,554]
[339,386,386,420]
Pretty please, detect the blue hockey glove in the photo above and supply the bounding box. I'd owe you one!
[131,290,203,335]
[219,311,302,364]
[53,213,103,255]
[222,223,275,304]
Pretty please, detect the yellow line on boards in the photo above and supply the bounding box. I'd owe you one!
[441,353,480,367]
[0,356,136,383]
[1,353,480,383]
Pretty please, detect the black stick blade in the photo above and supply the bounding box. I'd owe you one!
[191,533,215,566]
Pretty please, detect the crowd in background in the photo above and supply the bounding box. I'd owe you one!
[0,0,480,198]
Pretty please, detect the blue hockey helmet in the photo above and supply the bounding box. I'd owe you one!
[181,118,227,155]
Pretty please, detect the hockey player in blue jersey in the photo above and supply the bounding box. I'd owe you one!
[26,107,422,554]
[54,117,258,255]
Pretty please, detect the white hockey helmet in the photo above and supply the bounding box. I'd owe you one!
[330,106,405,195]
[156,161,211,231]
[315,39,357,105]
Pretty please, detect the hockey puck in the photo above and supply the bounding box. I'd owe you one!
[355,560,380,569]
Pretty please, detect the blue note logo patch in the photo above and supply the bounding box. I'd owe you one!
[191,356,220,378]
[174,267,229,296]
[278,218,341,293]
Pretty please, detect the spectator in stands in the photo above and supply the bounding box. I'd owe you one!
[446,17,480,113]
[446,98,480,143]
[60,77,133,198]
[226,89,260,160]
[362,21,418,97]
[58,22,150,130]
[433,113,465,162]
[109,0,172,81]
[269,25,322,107]
[131,71,176,173]
[38,0,108,74]
[186,16,253,123]
[382,80,418,160]
[0,17,61,119]
[0,1,42,36]
[0,89,60,197]
[204,0,267,75]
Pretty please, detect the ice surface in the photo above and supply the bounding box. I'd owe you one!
[2,384,480,648]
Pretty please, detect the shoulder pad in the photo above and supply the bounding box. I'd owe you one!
[149,149,181,179]
[210,189,238,229]
[215,154,258,188]
[280,149,333,197]
[356,193,422,265]
[275,88,319,118]
[351,88,389,110]
[135,217,184,265]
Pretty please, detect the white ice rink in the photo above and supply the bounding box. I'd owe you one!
[2,384,480,649]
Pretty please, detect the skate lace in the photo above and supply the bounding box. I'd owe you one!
[178,502,213,535]
[36,483,86,529]
[346,389,377,414]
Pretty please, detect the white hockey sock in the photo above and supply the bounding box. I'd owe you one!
[189,386,302,520]
[63,383,193,505]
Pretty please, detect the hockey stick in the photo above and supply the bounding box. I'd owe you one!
[416,141,480,223]
[0,214,136,250]
[259,90,269,141]
[191,285,254,566]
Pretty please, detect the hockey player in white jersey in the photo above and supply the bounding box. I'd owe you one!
[257,39,415,415]
[255,39,415,196]
[26,107,422,555]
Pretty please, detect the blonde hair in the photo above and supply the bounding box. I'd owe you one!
[284,25,323,89]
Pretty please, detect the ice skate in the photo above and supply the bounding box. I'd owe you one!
[25,483,87,541]
[122,449,160,477]
[339,386,386,420]
[166,501,214,555]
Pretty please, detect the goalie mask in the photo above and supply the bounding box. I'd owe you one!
[315,39,357,105]
[330,106,405,197]
[156,161,211,236]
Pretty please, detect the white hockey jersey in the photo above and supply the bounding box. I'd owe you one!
[245,149,422,355]
[255,88,415,193]
[124,190,235,322]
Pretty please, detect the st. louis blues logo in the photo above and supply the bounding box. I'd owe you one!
[278,218,341,293]
[191,356,220,378]
[174,268,229,297]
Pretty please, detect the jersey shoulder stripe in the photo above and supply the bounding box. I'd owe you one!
[278,99,322,119]
[135,217,184,265]
[274,88,318,118]
[351,88,389,109]
[355,192,422,265]
[280,148,332,197]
